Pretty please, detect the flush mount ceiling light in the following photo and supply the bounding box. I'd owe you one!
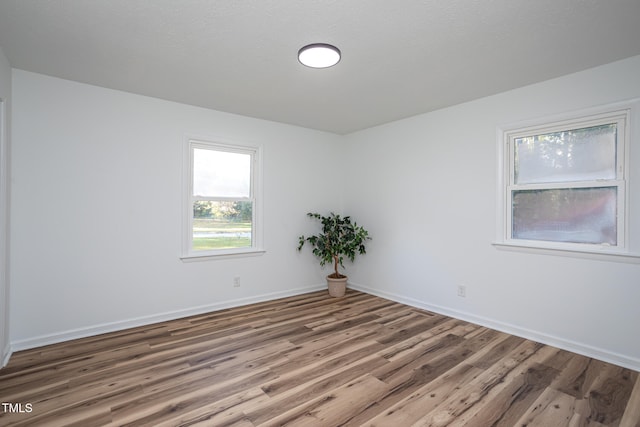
[298,43,341,68]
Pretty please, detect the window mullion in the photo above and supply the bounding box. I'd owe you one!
[511,180,622,192]
[193,195,252,202]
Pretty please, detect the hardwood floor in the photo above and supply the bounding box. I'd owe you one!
[1,290,638,426]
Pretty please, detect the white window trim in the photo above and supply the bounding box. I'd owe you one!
[494,99,640,263]
[181,136,264,261]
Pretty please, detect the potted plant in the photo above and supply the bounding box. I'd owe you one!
[298,212,371,297]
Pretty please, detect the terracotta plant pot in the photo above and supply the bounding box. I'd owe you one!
[326,275,347,297]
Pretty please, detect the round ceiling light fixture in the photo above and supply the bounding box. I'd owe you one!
[298,43,341,68]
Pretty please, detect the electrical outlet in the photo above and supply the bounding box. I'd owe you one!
[233,276,241,287]
[457,285,466,298]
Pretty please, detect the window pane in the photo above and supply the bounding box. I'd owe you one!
[514,124,616,184]
[512,187,616,245]
[193,148,251,198]
[192,201,252,250]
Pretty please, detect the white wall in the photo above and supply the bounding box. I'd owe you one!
[10,70,341,349]
[0,46,11,367]
[8,56,640,372]
[342,55,640,371]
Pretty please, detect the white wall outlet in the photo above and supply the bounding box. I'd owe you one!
[233,276,241,287]
[457,285,466,298]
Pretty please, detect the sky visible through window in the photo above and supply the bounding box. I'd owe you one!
[193,148,250,198]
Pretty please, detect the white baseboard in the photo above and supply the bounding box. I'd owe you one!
[1,343,11,368]
[13,281,637,373]
[348,282,640,372]
[11,284,325,353]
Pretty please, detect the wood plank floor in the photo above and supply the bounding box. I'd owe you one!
[1,290,639,426]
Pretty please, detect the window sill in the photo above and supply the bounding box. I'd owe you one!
[180,249,266,262]
[492,242,640,264]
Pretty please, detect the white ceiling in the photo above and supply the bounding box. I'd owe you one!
[1,0,639,134]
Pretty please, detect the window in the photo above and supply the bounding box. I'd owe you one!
[497,105,634,257]
[183,138,262,259]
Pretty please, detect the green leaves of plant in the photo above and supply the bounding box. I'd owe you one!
[298,212,371,277]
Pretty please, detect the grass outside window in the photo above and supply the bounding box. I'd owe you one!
[192,218,251,250]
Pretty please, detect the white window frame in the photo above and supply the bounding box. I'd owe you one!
[495,100,640,262]
[181,137,264,261]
